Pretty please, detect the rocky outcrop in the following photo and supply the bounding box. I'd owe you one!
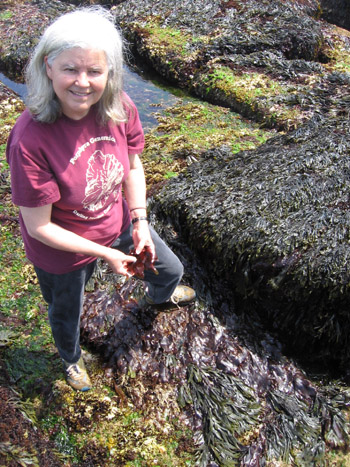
[152,111,350,374]
[0,0,71,80]
[2,0,350,132]
[113,0,350,130]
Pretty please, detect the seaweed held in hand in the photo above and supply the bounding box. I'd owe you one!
[127,247,158,279]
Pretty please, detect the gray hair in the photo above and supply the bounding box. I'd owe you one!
[25,6,127,124]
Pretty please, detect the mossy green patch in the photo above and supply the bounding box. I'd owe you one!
[142,98,275,186]
[206,67,285,103]
[323,28,350,73]
[4,346,59,396]
[0,216,44,321]
[142,19,205,58]
[40,378,195,466]
[0,92,24,145]
[199,64,315,129]
[0,11,13,21]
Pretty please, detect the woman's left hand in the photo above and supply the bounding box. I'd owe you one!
[132,220,156,260]
[123,153,156,259]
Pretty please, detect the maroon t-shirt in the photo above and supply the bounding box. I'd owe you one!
[6,95,145,274]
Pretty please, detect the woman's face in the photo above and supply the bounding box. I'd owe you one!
[45,47,109,120]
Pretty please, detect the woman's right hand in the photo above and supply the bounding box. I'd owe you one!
[103,248,136,276]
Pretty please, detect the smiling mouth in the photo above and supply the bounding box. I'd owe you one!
[70,90,91,97]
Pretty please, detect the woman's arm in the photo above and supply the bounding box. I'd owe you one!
[123,153,147,219]
[20,204,136,276]
[123,153,155,258]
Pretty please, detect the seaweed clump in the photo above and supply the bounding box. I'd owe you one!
[127,246,158,278]
[0,385,62,466]
[80,271,350,466]
[152,113,350,376]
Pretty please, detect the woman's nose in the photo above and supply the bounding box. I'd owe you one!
[75,72,89,87]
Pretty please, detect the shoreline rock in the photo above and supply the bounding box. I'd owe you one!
[114,0,350,130]
[152,111,350,374]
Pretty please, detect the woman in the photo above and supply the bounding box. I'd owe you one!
[6,7,195,391]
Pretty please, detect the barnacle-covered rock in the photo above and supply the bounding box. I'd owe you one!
[152,112,350,375]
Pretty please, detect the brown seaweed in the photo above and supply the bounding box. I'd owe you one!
[80,265,350,465]
[152,113,350,376]
[127,247,158,279]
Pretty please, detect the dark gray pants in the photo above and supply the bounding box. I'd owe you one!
[35,224,183,364]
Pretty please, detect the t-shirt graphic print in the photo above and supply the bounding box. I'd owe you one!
[82,149,124,216]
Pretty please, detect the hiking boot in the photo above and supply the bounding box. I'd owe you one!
[138,285,196,309]
[63,356,92,391]
[169,285,196,305]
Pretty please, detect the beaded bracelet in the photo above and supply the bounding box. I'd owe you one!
[131,216,149,225]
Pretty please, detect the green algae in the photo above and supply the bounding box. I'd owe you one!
[142,19,201,58]
[205,67,285,103]
[196,62,324,130]
[0,11,13,21]
[0,91,24,145]
[142,98,275,186]
[323,27,350,73]
[41,377,195,466]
